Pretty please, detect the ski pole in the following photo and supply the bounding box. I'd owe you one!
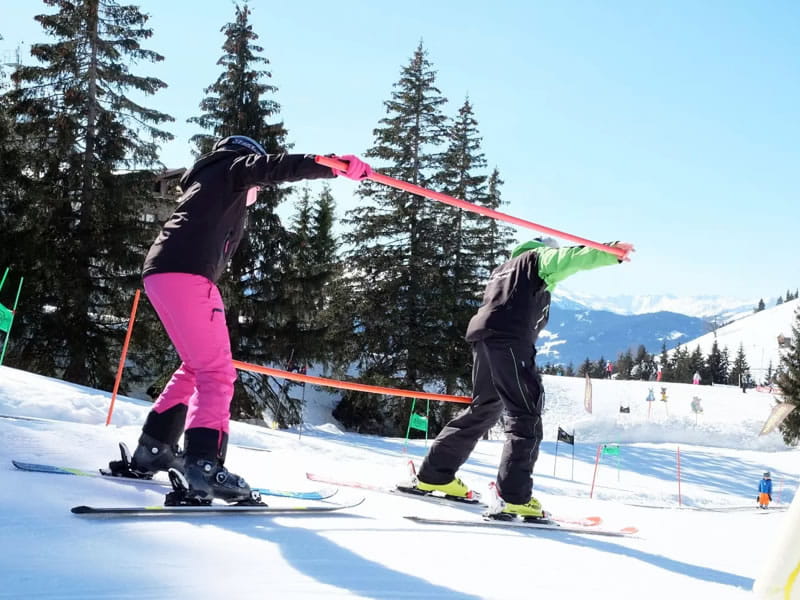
[316,155,627,259]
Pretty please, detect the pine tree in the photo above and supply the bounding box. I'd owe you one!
[670,346,692,383]
[578,358,593,377]
[616,349,634,380]
[755,298,765,312]
[631,345,655,380]
[187,3,297,422]
[705,339,728,384]
[659,341,673,381]
[0,0,173,388]
[689,345,705,383]
[777,305,800,444]
[729,342,750,388]
[777,295,784,306]
[334,42,449,435]
[594,356,607,378]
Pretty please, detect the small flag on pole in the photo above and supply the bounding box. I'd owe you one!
[602,443,620,456]
[758,402,796,436]
[557,427,575,445]
[409,413,429,432]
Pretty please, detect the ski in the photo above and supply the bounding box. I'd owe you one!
[306,472,484,507]
[12,460,337,501]
[72,497,364,517]
[305,472,601,527]
[404,516,638,537]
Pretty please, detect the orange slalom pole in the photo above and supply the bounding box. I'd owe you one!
[316,155,626,259]
[106,289,141,426]
[231,359,471,405]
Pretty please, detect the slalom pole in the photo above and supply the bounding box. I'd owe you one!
[316,156,626,259]
[589,445,602,499]
[571,435,575,481]
[553,438,559,477]
[676,446,682,507]
[106,289,141,426]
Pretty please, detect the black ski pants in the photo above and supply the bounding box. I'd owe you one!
[417,337,544,504]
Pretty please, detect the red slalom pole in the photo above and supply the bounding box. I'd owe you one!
[316,155,626,259]
[107,289,141,426]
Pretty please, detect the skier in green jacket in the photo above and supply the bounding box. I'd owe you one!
[413,237,634,519]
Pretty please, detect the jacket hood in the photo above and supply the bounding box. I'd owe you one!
[511,237,559,258]
[180,149,241,187]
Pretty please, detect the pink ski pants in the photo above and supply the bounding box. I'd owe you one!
[144,273,236,434]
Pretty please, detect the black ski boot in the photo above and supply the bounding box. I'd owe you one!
[168,457,258,505]
[165,427,260,505]
[105,405,187,479]
[105,433,184,479]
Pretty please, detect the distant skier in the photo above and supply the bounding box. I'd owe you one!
[758,472,773,509]
[411,237,634,520]
[692,371,700,385]
[656,366,663,382]
[606,361,614,379]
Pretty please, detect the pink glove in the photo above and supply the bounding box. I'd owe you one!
[611,242,635,262]
[331,155,373,181]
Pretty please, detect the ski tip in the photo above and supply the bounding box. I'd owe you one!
[620,526,639,534]
[71,505,92,514]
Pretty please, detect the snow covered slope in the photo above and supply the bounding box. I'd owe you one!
[1,364,798,599]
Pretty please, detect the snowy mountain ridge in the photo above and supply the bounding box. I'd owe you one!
[553,288,760,320]
[670,297,800,378]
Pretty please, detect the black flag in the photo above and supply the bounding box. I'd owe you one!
[557,426,575,445]
[619,406,630,414]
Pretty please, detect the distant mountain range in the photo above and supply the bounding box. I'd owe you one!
[537,289,770,367]
[552,289,759,320]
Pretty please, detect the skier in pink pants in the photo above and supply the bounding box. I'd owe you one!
[108,136,372,502]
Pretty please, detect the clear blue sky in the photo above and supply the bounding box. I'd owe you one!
[2,1,798,300]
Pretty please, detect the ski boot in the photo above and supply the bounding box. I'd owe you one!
[166,457,261,506]
[105,405,187,479]
[397,460,481,503]
[484,482,547,522]
[105,433,184,480]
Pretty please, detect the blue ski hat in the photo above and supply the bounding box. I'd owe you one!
[213,135,267,156]
[511,236,559,258]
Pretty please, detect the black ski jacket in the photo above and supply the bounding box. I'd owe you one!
[465,245,620,345]
[142,150,334,284]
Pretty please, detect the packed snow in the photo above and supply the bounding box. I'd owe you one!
[1,361,797,599]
